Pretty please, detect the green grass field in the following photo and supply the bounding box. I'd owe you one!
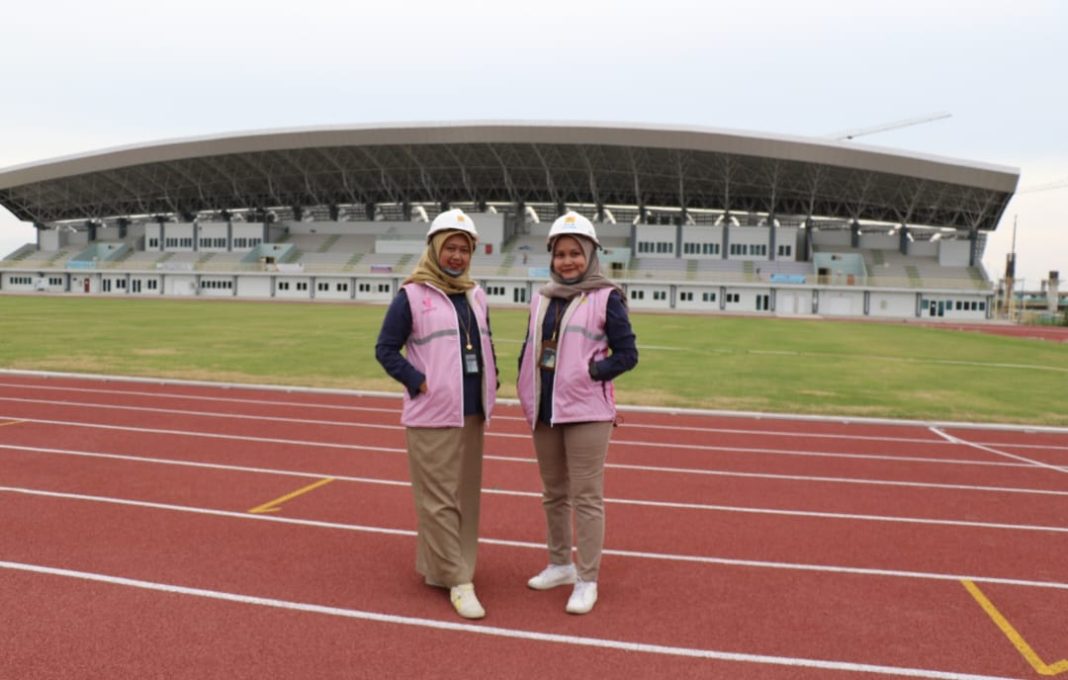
[2,296,1066,426]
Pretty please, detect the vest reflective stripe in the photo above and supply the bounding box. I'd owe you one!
[402,283,496,427]
[517,287,615,428]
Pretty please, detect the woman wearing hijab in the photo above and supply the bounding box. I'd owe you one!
[375,208,497,620]
[516,211,638,615]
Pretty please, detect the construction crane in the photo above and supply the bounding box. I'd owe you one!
[829,112,952,141]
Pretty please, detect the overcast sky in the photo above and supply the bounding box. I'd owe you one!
[1,0,1064,286]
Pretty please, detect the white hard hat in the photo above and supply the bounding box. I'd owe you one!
[426,208,478,243]
[547,211,599,250]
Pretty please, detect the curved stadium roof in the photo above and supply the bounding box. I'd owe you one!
[0,121,1019,230]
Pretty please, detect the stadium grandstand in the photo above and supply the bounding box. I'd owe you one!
[0,121,1019,320]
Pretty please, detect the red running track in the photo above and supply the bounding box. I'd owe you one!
[2,372,1068,679]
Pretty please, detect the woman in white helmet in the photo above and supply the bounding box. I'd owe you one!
[516,210,638,614]
[375,208,498,620]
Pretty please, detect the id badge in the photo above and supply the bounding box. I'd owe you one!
[464,351,481,375]
[538,340,558,371]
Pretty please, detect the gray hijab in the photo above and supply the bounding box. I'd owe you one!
[539,235,622,300]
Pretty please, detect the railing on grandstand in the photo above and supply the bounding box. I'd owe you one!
[1,254,993,291]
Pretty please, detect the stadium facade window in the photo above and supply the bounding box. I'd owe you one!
[726,293,740,303]
[49,277,63,286]
[358,283,371,292]
[148,238,160,249]
[337,283,349,292]
[630,290,644,300]
[377,284,391,293]
[756,294,770,311]
[653,291,667,301]
[147,280,158,290]
[296,282,308,291]
[702,291,717,302]
[279,282,290,291]
[777,244,792,257]
[680,291,693,302]
[318,282,329,291]
[703,243,719,255]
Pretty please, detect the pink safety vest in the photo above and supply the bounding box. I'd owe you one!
[516,287,616,428]
[401,283,497,428]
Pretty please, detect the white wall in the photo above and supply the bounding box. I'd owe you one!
[811,230,852,247]
[165,275,197,296]
[860,233,899,250]
[354,278,394,301]
[198,222,230,252]
[199,276,235,297]
[775,227,799,260]
[908,241,938,257]
[482,279,530,305]
[938,240,972,267]
[818,290,865,316]
[237,276,271,298]
[624,284,671,309]
[869,291,917,318]
[680,226,723,258]
[634,224,678,258]
[675,285,720,311]
[724,286,772,312]
[275,277,312,299]
[313,277,354,300]
[775,289,814,316]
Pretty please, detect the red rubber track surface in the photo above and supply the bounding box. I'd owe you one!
[2,373,1068,679]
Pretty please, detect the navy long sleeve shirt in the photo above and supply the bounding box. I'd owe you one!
[375,288,492,418]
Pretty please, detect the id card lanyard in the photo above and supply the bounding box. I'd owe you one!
[538,298,567,372]
[461,301,480,375]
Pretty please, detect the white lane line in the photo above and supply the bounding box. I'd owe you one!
[4,485,1068,592]
[0,413,1042,470]
[3,382,1066,447]
[0,560,1018,680]
[6,441,1068,533]
[931,428,1068,475]
[2,435,1059,499]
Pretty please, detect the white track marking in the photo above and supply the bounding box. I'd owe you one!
[931,428,1068,475]
[6,441,1068,533]
[0,560,1020,680]
[2,376,1067,444]
[4,485,1068,592]
[0,424,1059,499]
[0,412,1048,470]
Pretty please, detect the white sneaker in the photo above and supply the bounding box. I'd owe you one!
[527,563,577,590]
[565,580,598,615]
[449,583,486,619]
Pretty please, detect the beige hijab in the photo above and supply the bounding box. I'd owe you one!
[404,230,477,295]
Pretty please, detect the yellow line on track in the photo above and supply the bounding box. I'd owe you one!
[962,579,1068,676]
[248,477,335,515]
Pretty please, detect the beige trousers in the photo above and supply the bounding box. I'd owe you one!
[532,420,613,582]
[405,415,484,588]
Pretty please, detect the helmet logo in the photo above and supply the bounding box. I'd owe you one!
[457,215,465,222]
